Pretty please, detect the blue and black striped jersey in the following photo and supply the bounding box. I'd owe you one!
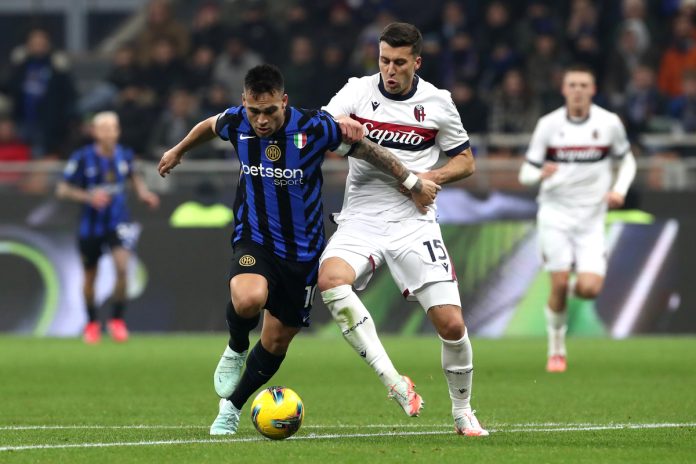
[62,144,134,238]
[216,106,343,262]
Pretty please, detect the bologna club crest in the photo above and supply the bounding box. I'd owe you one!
[413,105,426,122]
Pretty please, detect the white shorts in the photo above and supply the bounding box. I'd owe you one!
[537,205,607,275]
[320,218,460,307]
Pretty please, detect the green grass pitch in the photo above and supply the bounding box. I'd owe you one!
[1,335,695,463]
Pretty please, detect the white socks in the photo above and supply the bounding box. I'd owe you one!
[321,285,401,387]
[441,330,474,418]
[545,305,567,356]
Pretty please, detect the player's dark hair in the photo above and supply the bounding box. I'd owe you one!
[379,22,422,56]
[564,63,595,77]
[244,64,284,97]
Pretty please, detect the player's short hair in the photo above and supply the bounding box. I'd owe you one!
[564,64,595,79]
[244,64,284,97]
[379,22,422,56]
[92,111,119,126]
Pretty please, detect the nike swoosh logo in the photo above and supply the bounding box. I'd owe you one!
[240,135,256,140]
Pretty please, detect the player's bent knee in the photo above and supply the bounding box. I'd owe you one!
[436,319,465,341]
[575,283,601,299]
[232,292,266,317]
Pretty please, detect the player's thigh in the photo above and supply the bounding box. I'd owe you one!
[266,256,319,329]
[320,221,384,291]
[574,219,607,276]
[386,221,456,298]
[110,246,130,276]
[538,225,574,272]
[229,241,274,314]
[78,236,104,269]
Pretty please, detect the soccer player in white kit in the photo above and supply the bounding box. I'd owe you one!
[518,64,637,373]
[318,22,488,436]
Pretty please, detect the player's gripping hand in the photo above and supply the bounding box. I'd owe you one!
[606,191,625,209]
[158,149,184,177]
[410,177,441,214]
[337,116,365,144]
[89,188,111,209]
[541,162,558,179]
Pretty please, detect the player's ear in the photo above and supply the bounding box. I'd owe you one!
[414,56,422,71]
[282,94,288,109]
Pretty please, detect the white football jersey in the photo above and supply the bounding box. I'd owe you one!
[323,74,470,221]
[526,104,630,211]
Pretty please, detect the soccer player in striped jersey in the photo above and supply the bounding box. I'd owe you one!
[56,111,160,344]
[157,64,440,436]
[518,65,637,372]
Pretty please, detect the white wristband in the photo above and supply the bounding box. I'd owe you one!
[334,142,352,156]
[402,173,419,190]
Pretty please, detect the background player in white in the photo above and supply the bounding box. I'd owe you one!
[518,64,637,373]
[318,22,487,436]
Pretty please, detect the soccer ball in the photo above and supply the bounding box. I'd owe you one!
[250,386,304,440]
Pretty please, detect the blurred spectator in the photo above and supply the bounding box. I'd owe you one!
[284,4,315,41]
[136,0,190,64]
[0,117,30,183]
[186,46,216,94]
[108,45,143,90]
[148,89,209,160]
[451,80,488,134]
[658,14,696,97]
[351,9,395,73]
[622,65,668,137]
[7,28,76,158]
[316,44,352,104]
[141,38,187,102]
[319,2,359,57]
[418,34,444,88]
[114,85,157,156]
[439,1,469,44]
[526,33,569,99]
[478,2,515,57]
[488,69,541,134]
[284,36,321,108]
[239,2,281,63]
[213,35,262,106]
[669,70,696,135]
[478,42,521,94]
[605,20,659,101]
[566,0,603,78]
[514,1,561,54]
[442,30,479,87]
[199,82,230,118]
[191,2,225,54]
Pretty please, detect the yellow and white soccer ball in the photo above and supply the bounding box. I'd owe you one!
[250,386,304,440]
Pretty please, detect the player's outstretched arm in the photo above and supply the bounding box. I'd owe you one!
[131,174,160,209]
[348,137,441,213]
[158,115,218,177]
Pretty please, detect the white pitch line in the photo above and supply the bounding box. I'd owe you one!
[0,422,694,452]
[0,421,692,431]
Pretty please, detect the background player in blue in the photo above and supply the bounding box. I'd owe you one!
[56,111,160,344]
[157,64,440,435]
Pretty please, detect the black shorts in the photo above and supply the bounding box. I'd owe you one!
[229,240,319,328]
[78,231,124,268]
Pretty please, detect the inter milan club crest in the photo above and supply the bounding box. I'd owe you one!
[414,104,426,122]
[293,132,307,149]
[239,255,256,266]
[265,144,282,161]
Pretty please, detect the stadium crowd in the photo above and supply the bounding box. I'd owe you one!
[1,0,696,164]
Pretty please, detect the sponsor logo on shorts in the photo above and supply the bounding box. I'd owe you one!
[265,144,282,161]
[239,255,256,266]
